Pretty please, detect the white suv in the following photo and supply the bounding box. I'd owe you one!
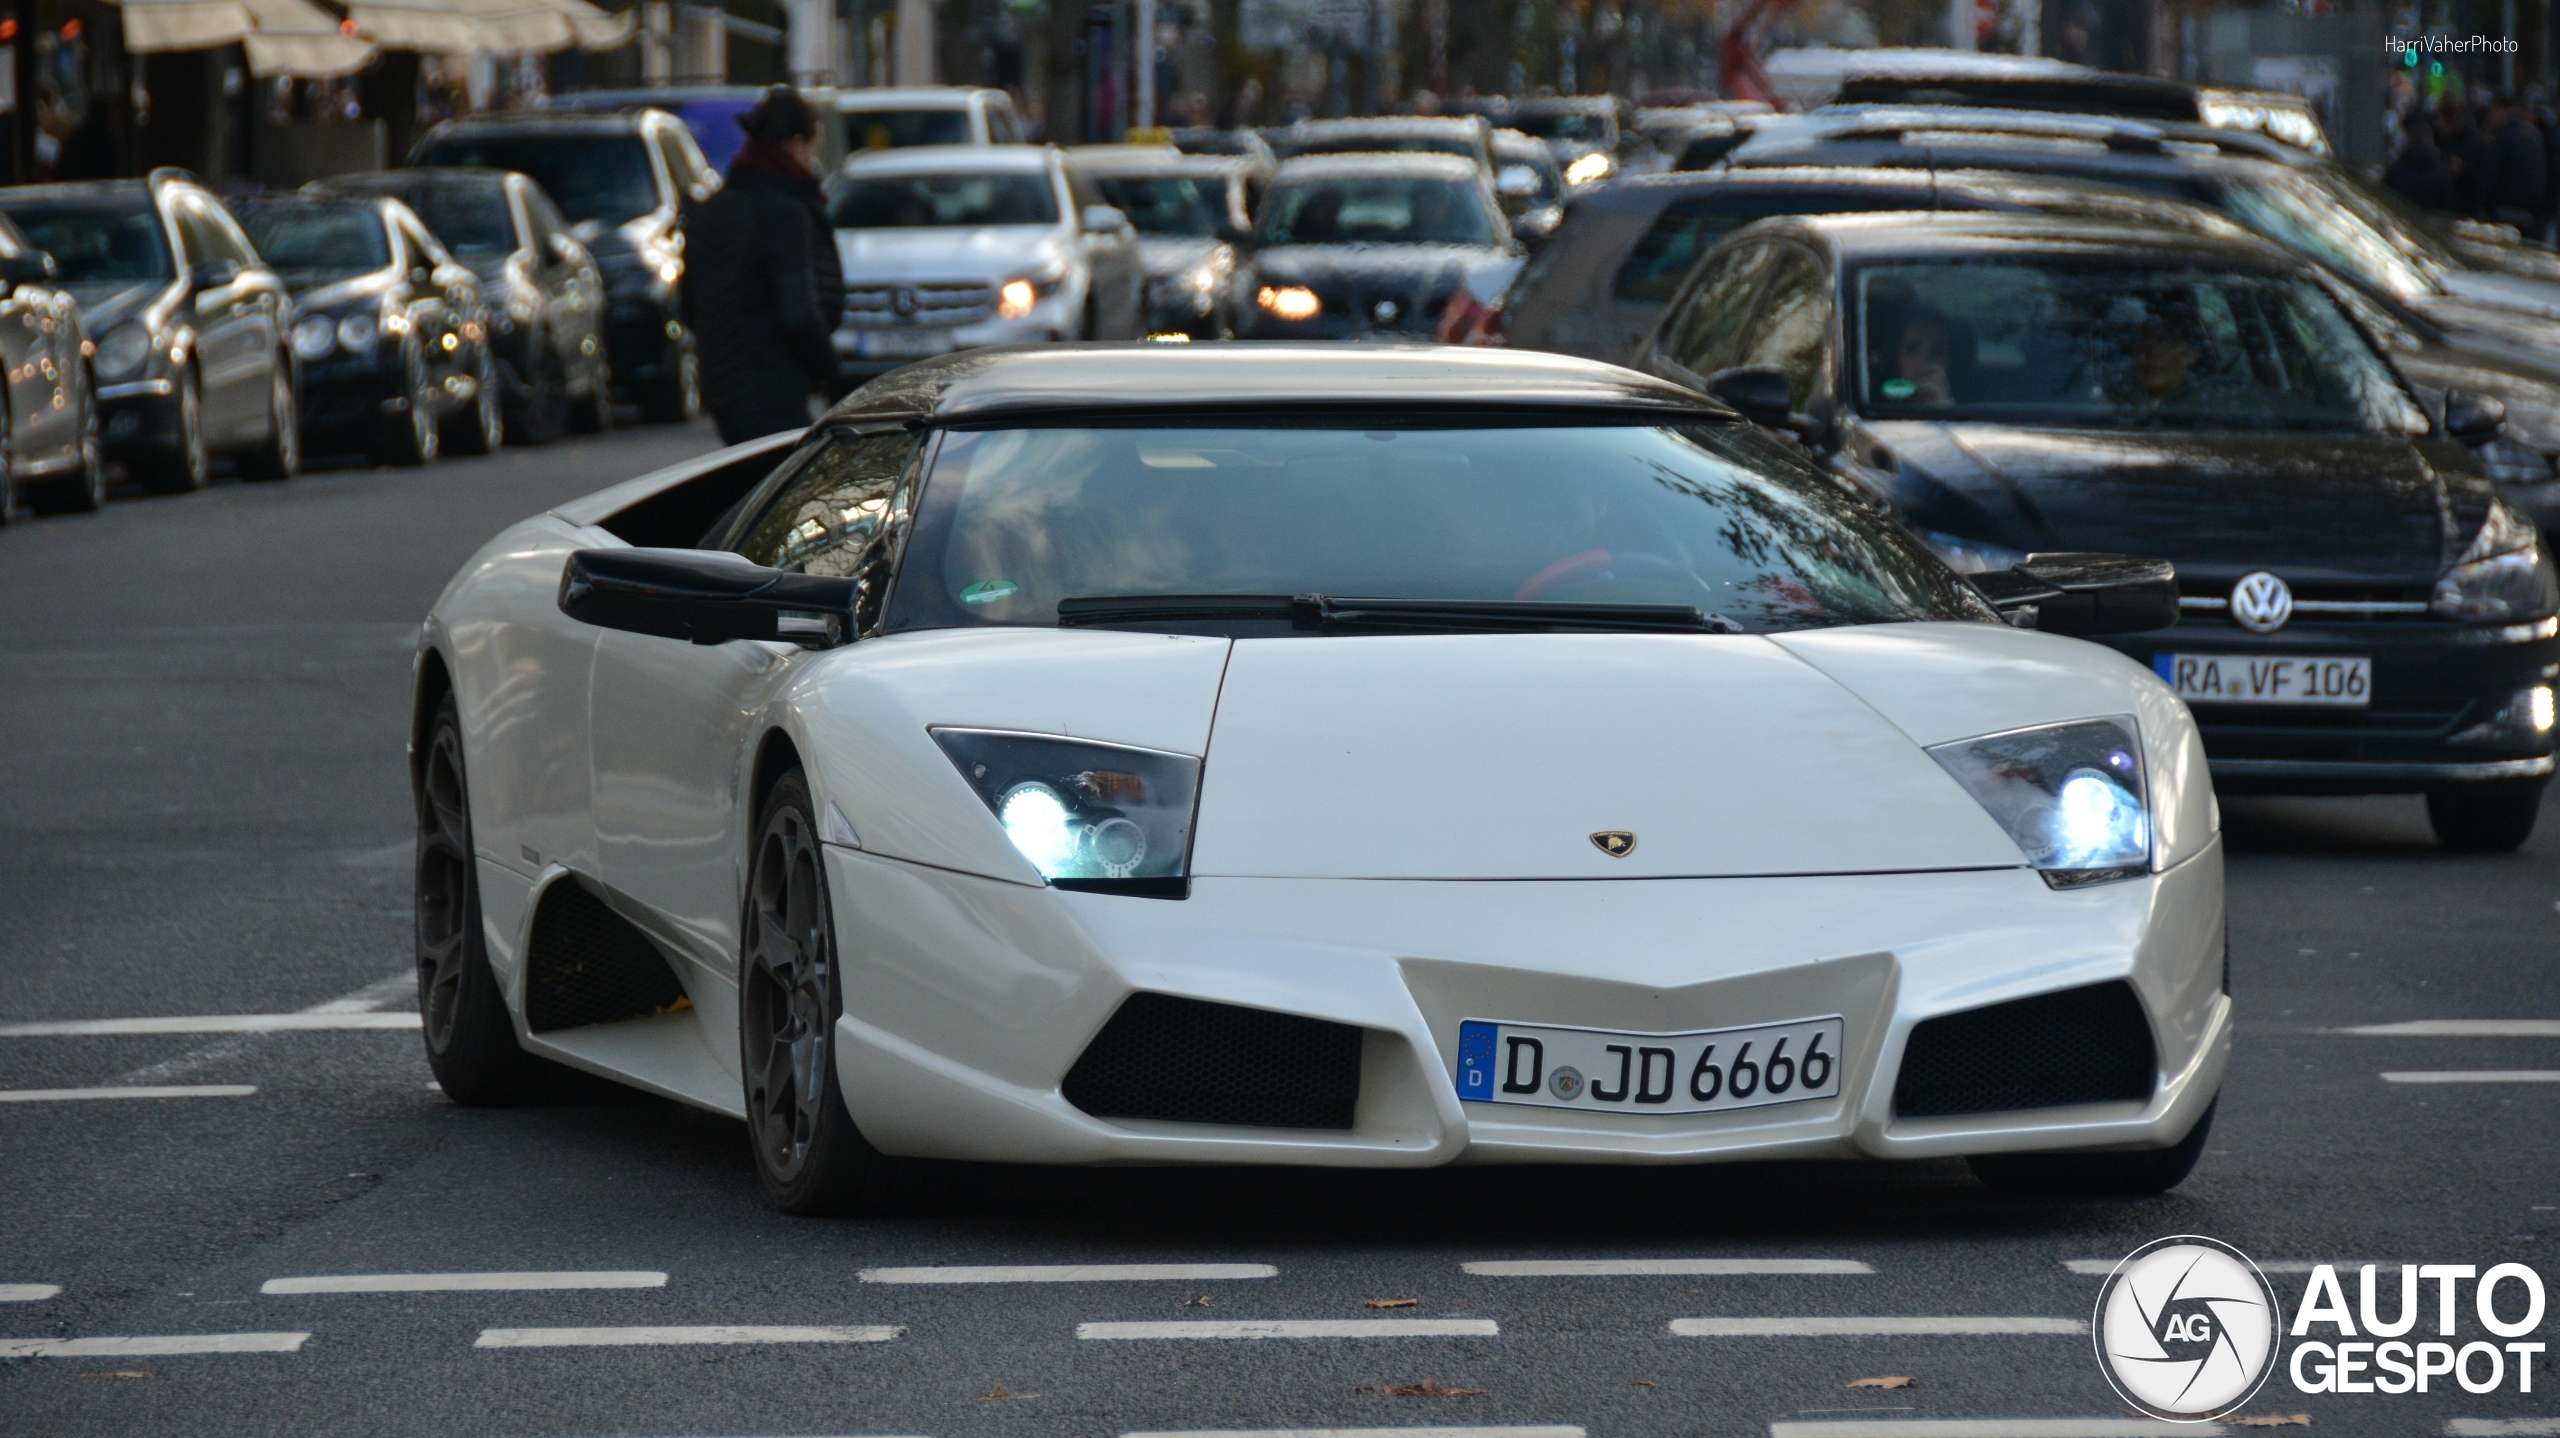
[827,145,1145,385]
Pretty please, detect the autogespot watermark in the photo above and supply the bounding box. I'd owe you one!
[2091,1236,2549,1418]
[2388,33,2519,55]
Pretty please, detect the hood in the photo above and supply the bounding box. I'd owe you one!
[1136,235,1220,280]
[2437,267,2560,323]
[835,225,1065,281]
[1874,422,2467,584]
[65,280,166,334]
[1247,242,1509,290]
[1190,633,2023,880]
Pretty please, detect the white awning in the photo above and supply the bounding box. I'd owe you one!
[116,0,380,76]
[347,0,634,53]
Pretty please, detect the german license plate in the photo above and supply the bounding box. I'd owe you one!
[1455,1015,1844,1116]
[854,328,953,359]
[2154,652,2370,706]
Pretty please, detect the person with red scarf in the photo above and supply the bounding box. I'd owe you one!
[684,86,846,444]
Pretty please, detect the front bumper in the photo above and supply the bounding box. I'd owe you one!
[2099,613,2560,794]
[296,349,408,435]
[826,842,2227,1168]
[97,378,179,458]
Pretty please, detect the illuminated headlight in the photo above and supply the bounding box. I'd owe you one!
[2432,498,2558,621]
[1564,151,1614,185]
[1928,717,2151,888]
[997,279,1038,320]
[290,315,337,361]
[95,323,152,380]
[2452,684,2559,745]
[1257,285,1321,321]
[337,311,379,356]
[656,258,683,285]
[931,728,1199,888]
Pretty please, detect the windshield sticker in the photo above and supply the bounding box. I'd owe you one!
[961,579,1020,605]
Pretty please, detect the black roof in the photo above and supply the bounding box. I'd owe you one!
[1835,70,2204,123]
[1758,210,2304,270]
[824,343,1729,427]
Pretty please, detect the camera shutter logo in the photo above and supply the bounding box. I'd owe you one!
[2230,571,2294,633]
[2093,1235,2282,1421]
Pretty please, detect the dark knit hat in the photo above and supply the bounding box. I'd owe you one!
[739,85,818,145]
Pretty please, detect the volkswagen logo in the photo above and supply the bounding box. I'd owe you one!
[891,287,919,317]
[1371,299,1401,325]
[2229,571,2293,633]
[2092,1235,2282,1421]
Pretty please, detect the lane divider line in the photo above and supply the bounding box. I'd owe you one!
[473,1325,900,1348]
[1124,1428,1585,1438]
[1464,1258,1872,1277]
[859,1263,1276,1284]
[300,971,418,1015]
[1079,1319,1500,1340]
[0,1014,421,1037]
[2336,1020,2560,1037]
[1672,1317,2083,1337]
[2383,1071,2560,1084]
[0,1284,61,1302]
[264,1271,668,1295]
[0,1332,310,1357]
[1768,1421,2226,1437]
[0,1085,257,1102]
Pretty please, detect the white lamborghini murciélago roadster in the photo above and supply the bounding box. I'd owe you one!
[413,344,2227,1212]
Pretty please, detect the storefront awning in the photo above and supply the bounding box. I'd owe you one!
[346,0,633,54]
[116,0,381,76]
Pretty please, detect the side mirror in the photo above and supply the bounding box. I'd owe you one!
[1495,164,1541,199]
[2446,388,2508,445]
[1704,365,1794,429]
[190,259,241,291]
[559,548,853,646]
[1971,552,2179,637]
[0,251,55,289]
[1511,207,1561,248]
[1082,204,1131,234]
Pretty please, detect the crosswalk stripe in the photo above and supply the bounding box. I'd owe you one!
[2337,1020,2560,1036]
[0,1332,309,1357]
[1768,1422,2223,1436]
[2448,1420,2560,1435]
[1124,1429,1584,1438]
[1673,1317,2082,1336]
[1464,1258,1871,1276]
[2384,1071,2560,1084]
[0,1284,61,1302]
[0,1085,257,1102]
[1079,1319,1500,1340]
[264,1271,668,1294]
[859,1263,1276,1284]
[474,1325,900,1348]
[0,1013,422,1036]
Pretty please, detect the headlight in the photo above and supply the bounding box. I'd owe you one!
[95,323,151,380]
[2432,497,2558,621]
[997,279,1038,320]
[1257,285,1321,321]
[1928,717,2151,888]
[1564,152,1614,185]
[337,311,379,356]
[291,315,337,361]
[931,728,1199,889]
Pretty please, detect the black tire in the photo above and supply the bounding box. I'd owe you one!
[568,362,613,435]
[371,344,439,467]
[133,367,208,493]
[2428,779,2546,852]
[24,382,103,515]
[1968,1099,2215,1197]
[507,339,569,446]
[236,356,300,482]
[640,337,699,425]
[444,343,504,455]
[741,770,902,1214]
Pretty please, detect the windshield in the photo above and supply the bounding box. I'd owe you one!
[886,422,1992,635]
[828,172,1059,228]
[1261,177,1494,246]
[399,187,515,255]
[1851,260,2426,433]
[844,108,973,151]
[1089,175,1222,236]
[1508,111,1615,144]
[412,134,659,225]
[2214,171,2440,300]
[238,206,392,283]
[1613,191,1927,302]
[3,203,170,284]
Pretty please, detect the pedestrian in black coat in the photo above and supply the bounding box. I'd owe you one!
[2441,98,2492,217]
[2386,108,2459,213]
[2481,91,2549,228]
[684,86,846,445]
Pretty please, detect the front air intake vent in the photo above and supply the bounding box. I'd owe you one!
[1893,981,2156,1118]
[524,879,689,1033]
[1062,993,1363,1130]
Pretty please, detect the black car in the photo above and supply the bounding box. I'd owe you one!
[0,212,102,518]
[236,194,501,464]
[1227,153,1515,341]
[1633,212,2559,848]
[410,110,715,424]
[309,169,612,443]
[0,170,299,491]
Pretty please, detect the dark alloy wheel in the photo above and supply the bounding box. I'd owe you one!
[27,387,105,514]
[1968,1099,2215,1197]
[417,690,559,1103]
[373,344,439,467]
[444,344,504,455]
[135,367,208,493]
[236,358,299,481]
[740,770,898,1214]
[2428,779,2546,853]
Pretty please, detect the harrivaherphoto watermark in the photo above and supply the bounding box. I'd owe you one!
[2388,33,2520,54]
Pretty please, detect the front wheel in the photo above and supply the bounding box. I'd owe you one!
[26,385,105,514]
[640,337,698,425]
[1968,1099,2214,1197]
[740,770,901,1215]
[2428,779,2546,852]
[417,691,560,1104]
[444,343,504,455]
[235,358,299,481]
[133,367,208,493]
[371,345,439,467]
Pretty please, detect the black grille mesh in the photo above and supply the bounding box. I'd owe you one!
[1894,981,2156,1118]
[1062,993,1364,1130]
[524,881,688,1033]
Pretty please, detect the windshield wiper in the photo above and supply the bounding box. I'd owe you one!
[1057,593,1745,634]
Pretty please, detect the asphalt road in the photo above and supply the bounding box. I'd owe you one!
[0,429,2554,1438]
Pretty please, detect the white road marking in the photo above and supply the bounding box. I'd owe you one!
[1079,1319,1501,1340]
[2338,1020,2560,1036]
[263,1271,668,1295]
[0,1284,62,1302]
[1672,1317,2083,1336]
[300,971,418,1014]
[859,1263,1276,1284]
[2064,1258,2368,1275]
[0,1332,310,1357]
[1125,1429,1584,1438]
[1771,1412,2211,1422]
[2384,1071,2560,1084]
[473,1325,900,1348]
[0,1013,421,1036]
[1464,1258,1871,1277]
[2449,1421,2560,1435]
[0,1085,257,1102]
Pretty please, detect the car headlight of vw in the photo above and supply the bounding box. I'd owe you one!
[95,322,153,380]
[932,728,1199,885]
[1929,717,2152,889]
[2432,497,2559,621]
